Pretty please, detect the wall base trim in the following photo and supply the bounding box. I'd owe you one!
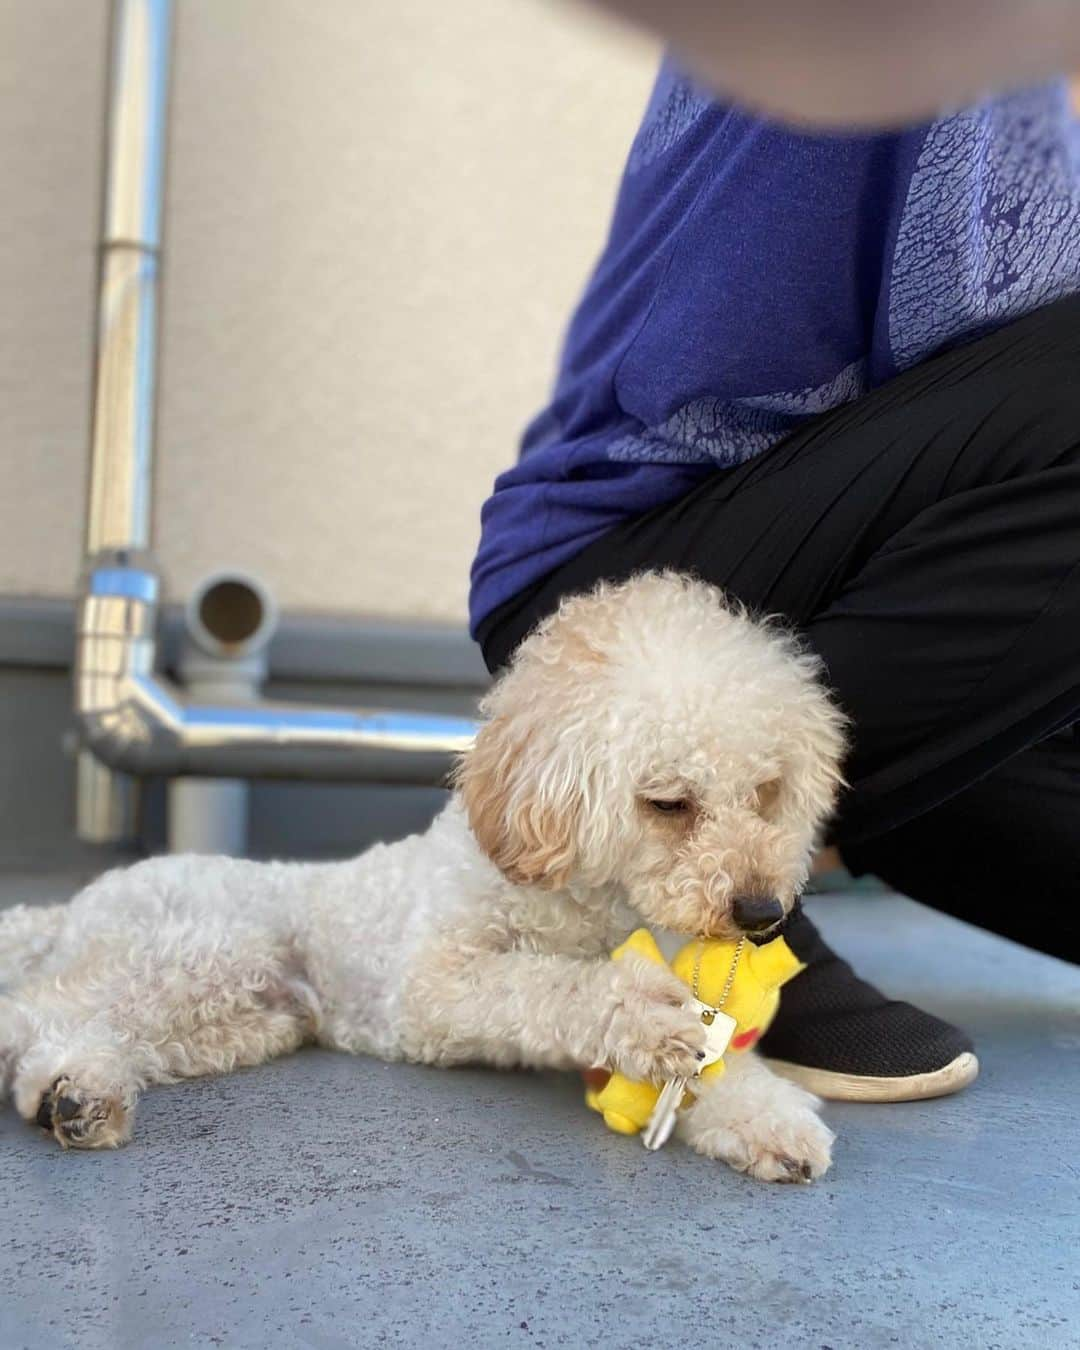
[0,594,488,687]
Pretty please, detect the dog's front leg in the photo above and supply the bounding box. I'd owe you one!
[676,1052,834,1182]
[404,946,708,1079]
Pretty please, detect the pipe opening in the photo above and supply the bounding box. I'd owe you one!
[199,580,264,647]
[188,573,277,658]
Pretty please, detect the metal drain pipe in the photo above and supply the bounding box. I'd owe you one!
[76,563,476,784]
[75,0,475,839]
[76,0,171,842]
[167,571,279,855]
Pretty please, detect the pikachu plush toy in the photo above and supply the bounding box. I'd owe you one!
[584,927,804,1146]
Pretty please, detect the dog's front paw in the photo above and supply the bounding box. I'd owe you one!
[602,955,707,1083]
[680,1061,834,1182]
[688,1093,834,1182]
[707,1106,834,1183]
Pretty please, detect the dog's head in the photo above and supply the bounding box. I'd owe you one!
[456,572,848,938]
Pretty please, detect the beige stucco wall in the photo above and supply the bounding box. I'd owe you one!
[0,0,655,623]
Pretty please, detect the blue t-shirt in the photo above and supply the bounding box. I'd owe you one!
[469,62,1080,637]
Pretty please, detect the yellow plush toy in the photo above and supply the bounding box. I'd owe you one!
[585,928,804,1138]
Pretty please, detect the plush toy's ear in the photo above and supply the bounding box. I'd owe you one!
[455,714,581,889]
[748,936,806,990]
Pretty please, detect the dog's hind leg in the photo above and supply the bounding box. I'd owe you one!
[0,903,66,988]
[0,996,33,1095]
[0,904,65,1094]
[11,937,320,1149]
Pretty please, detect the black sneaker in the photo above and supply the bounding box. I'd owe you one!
[760,907,979,1102]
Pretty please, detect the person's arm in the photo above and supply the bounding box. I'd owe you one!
[587,0,1080,125]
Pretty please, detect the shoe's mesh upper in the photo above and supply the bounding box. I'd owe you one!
[759,908,974,1078]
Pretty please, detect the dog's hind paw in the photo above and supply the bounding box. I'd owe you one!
[34,1076,133,1150]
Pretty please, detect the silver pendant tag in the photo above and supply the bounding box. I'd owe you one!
[692,1000,737,1069]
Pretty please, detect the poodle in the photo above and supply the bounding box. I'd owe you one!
[0,572,846,1180]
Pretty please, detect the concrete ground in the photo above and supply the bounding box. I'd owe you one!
[1,874,1077,1350]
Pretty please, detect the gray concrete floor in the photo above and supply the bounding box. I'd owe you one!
[1,876,1078,1350]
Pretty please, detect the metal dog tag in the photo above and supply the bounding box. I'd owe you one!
[692,1000,737,1067]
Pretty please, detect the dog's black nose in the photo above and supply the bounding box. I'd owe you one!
[732,894,785,934]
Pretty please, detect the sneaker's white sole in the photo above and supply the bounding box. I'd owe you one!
[764,1051,980,1103]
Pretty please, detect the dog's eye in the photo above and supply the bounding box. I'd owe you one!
[646,797,692,815]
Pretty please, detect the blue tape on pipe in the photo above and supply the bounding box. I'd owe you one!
[89,568,160,602]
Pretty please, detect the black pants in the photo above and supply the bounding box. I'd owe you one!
[479,296,1080,963]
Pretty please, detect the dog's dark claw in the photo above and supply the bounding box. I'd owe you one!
[779,1154,814,1183]
[35,1092,54,1130]
[34,1078,80,1132]
[56,1095,81,1122]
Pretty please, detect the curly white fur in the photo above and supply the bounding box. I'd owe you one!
[0,572,844,1178]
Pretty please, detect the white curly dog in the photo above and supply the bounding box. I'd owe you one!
[0,572,846,1180]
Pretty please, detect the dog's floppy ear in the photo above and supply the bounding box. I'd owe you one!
[457,583,620,888]
[455,713,581,890]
